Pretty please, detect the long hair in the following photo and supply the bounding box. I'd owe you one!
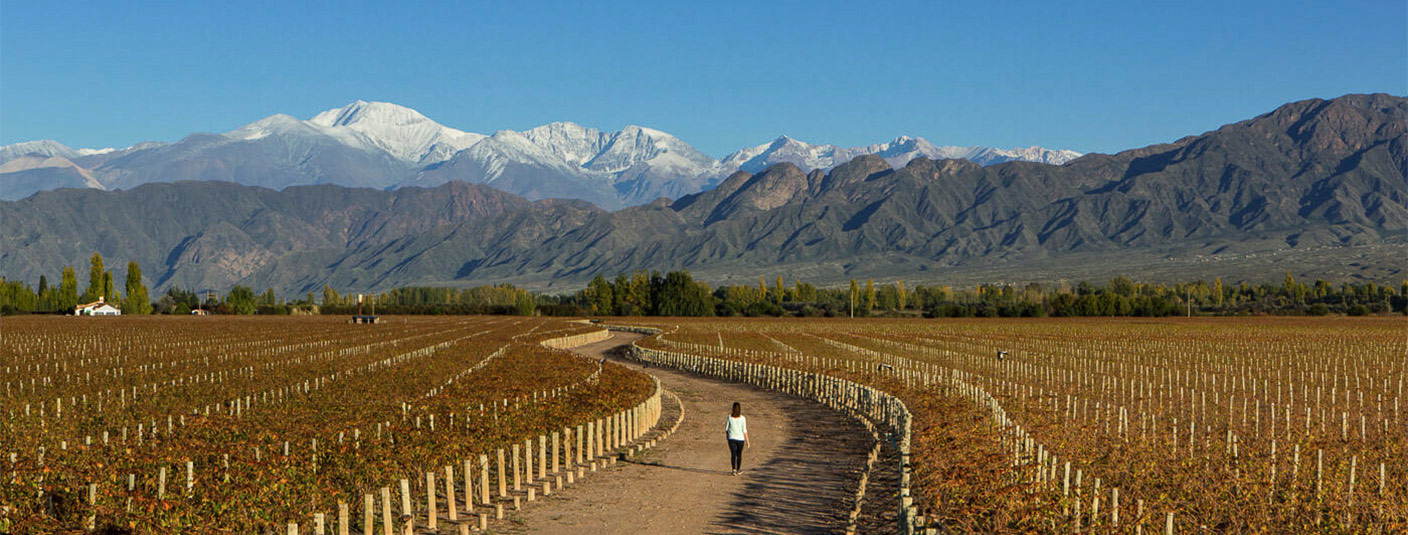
[731,402,742,418]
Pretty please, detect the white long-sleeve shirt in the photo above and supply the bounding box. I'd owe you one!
[725,415,748,441]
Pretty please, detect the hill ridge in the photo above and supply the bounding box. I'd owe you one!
[2,94,1403,293]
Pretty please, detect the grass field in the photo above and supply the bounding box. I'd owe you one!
[622,316,1407,534]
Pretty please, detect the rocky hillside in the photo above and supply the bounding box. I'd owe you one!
[2,94,1402,293]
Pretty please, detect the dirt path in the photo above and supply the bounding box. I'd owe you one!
[508,332,873,535]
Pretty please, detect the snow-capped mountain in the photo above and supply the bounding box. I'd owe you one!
[0,140,123,166]
[0,140,82,164]
[717,135,1081,175]
[971,145,1084,165]
[85,118,412,192]
[0,141,127,199]
[408,122,717,208]
[408,129,621,208]
[521,122,714,175]
[227,113,375,148]
[1,100,1082,205]
[308,100,484,164]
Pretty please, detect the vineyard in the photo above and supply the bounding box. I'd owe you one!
[621,317,1406,534]
[5,314,1403,534]
[1,316,659,534]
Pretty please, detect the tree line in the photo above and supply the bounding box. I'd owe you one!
[0,253,298,316]
[2,256,1404,318]
[563,270,1407,318]
[318,284,537,316]
[1,253,151,315]
[0,254,543,317]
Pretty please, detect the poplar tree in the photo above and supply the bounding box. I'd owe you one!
[626,271,653,315]
[612,274,632,315]
[102,271,119,304]
[848,278,859,318]
[37,275,53,312]
[59,266,79,309]
[865,278,877,313]
[122,261,152,314]
[84,253,106,302]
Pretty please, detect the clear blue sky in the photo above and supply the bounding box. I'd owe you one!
[2,1,1403,157]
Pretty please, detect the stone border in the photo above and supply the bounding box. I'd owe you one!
[604,324,923,535]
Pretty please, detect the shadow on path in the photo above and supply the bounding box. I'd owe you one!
[623,459,735,477]
[513,333,877,535]
[706,394,869,535]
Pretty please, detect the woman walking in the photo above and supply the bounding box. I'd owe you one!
[725,401,749,475]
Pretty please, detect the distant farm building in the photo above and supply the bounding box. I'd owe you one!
[75,297,122,316]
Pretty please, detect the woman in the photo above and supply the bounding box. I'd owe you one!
[725,401,749,475]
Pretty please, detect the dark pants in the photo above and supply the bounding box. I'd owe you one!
[728,439,745,471]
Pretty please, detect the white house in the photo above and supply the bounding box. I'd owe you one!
[74,296,122,316]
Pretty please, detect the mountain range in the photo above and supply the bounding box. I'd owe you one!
[0,101,1080,208]
[1,93,1402,295]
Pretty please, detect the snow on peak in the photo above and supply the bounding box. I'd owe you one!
[228,114,304,141]
[620,124,672,140]
[517,122,712,176]
[720,136,842,173]
[769,135,805,149]
[0,140,151,165]
[308,100,485,163]
[0,140,80,164]
[718,135,1082,174]
[311,100,429,128]
[522,122,610,166]
[217,101,487,163]
[3,102,1083,207]
[590,124,711,174]
[958,145,1083,165]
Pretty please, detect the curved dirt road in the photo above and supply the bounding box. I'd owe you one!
[509,332,873,535]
